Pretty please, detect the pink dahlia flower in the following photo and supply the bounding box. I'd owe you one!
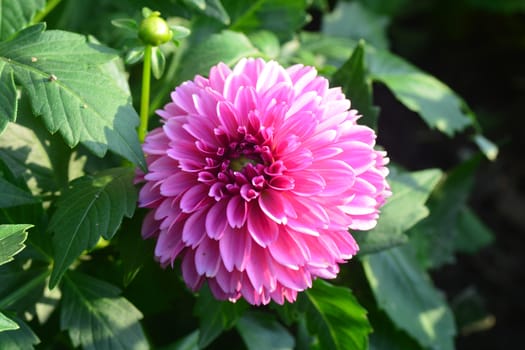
[138,58,390,305]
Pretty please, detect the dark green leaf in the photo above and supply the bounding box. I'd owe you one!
[409,156,481,268]
[159,330,199,350]
[194,286,247,348]
[454,207,494,254]
[198,0,231,25]
[0,316,39,349]
[225,0,309,41]
[323,2,390,49]
[362,246,456,350]
[0,312,18,332]
[111,18,138,32]
[367,47,473,136]
[0,224,32,266]
[0,177,38,208]
[248,31,280,59]
[236,312,295,350]
[0,24,145,168]
[368,308,421,350]
[61,271,148,350]
[331,40,379,130]
[176,30,258,83]
[304,280,371,350]
[0,0,45,40]
[354,168,442,254]
[48,167,138,288]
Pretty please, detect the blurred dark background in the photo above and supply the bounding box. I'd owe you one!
[365,0,525,348]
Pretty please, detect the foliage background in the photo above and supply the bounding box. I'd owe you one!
[0,0,523,349]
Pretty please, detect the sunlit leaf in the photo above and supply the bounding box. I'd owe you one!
[362,246,456,350]
[0,312,18,332]
[354,169,443,254]
[48,167,137,287]
[0,316,39,349]
[0,0,45,40]
[0,24,145,168]
[61,271,148,350]
[304,280,371,350]
[0,224,32,266]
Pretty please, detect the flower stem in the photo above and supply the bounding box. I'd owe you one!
[32,0,63,24]
[138,45,152,143]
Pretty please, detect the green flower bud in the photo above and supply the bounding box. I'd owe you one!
[138,12,172,46]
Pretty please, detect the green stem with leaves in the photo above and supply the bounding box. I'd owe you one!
[138,45,152,143]
[32,0,63,24]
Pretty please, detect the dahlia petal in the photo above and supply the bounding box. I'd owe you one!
[259,189,288,224]
[245,245,276,293]
[180,184,209,213]
[268,229,310,269]
[219,226,251,272]
[205,200,229,239]
[195,238,221,277]
[247,204,279,247]
[182,209,207,248]
[181,250,204,291]
[226,195,248,228]
[160,172,195,197]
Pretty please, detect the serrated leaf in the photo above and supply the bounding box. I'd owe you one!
[304,280,371,350]
[331,40,379,130]
[48,167,137,288]
[176,30,258,83]
[354,169,443,254]
[237,312,294,350]
[0,224,32,266]
[248,31,280,59]
[454,207,494,254]
[0,0,45,40]
[61,271,148,350]
[0,24,145,168]
[194,286,247,348]
[362,245,456,350]
[0,176,38,208]
[0,316,39,349]
[0,312,18,332]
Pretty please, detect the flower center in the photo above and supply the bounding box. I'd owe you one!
[230,155,259,171]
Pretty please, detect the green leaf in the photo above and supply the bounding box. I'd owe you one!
[0,312,18,332]
[61,271,148,350]
[354,168,442,254]
[362,246,456,350]
[198,0,231,25]
[367,48,473,136]
[151,47,166,79]
[0,224,32,266]
[0,0,45,40]
[176,30,258,83]
[0,60,17,133]
[194,286,247,348]
[225,0,309,41]
[454,207,494,254]
[331,40,379,130]
[0,316,39,349]
[248,30,280,59]
[409,156,481,268]
[304,280,371,350]
[0,24,145,168]
[159,330,199,350]
[236,312,295,350]
[0,176,38,208]
[48,167,137,288]
[323,2,390,49]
